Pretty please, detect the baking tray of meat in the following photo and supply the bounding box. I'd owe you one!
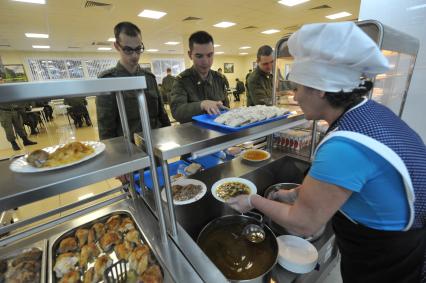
[49,211,163,283]
[0,239,47,283]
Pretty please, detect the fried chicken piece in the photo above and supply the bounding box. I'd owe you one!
[87,228,96,245]
[75,228,89,248]
[114,241,133,261]
[118,217,135,233]
[129,245,150,275]
[106,215,121,231]
[137,265,163,283]
[125,229,141,246]
[83,267,95,283]
[58,237,78,254]
[11,248,42,267]
[79,242,100,269]
[94,255,112,281]
[59,270,80,283]
[92,223,105,239]
[99,231,121,252]
[54,253,79,278]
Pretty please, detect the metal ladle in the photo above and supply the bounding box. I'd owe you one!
[242,224,265,243]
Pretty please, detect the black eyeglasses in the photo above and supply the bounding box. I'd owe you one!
[116,42,145,55]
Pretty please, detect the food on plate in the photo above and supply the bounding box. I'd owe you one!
[26,149,49,168]
[59,270,80,283]
[79,243,100,269]
[184,163,202,175]
[114,241,133,261]
[118,217,135,233]
[94,255,112,281]
[83,267,95,283]
[99,231,121,252]
[171,184,202,201]
[216,182,251,201]
[75,228,89,248]
[125,229,141,246]
[91,222,105,240]
[242,149,270,161]
[226,146,242,156]
[54,252,79,278]
[58,237,78,254]
[170,173,184,182]
[43,141,95,168]
[214,105,289,127]
[129,245,150,275]
[106,215,121,231]
[138,264,163,283]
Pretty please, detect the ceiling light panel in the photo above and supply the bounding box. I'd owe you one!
[278,0,310,7]
[32,45,50,49]
[138,9,167,19]
[107,37,115,42]
[239,52,248,55]
[13,0,45,4]
[215,51,224,54]
[146,49,159,52]
[213,21,236,28]
[325,11,352,19]
[164,41,179,45]
[239,46,251,49]
[214,44,221,47]
[25,33,49,38]
[261,29,280,34]
[97,47,111,51]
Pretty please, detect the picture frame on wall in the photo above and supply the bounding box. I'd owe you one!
[224,63,234,73]
[1,64,28,83]
[139,63,152,72]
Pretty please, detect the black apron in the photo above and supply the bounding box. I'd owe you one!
[332,211,426,283]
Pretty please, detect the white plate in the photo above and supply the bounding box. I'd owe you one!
[211,177,257,203]
[277,235,318,274]
[161,178,207,205]
[241,149,271,162]
[9,141,105,173]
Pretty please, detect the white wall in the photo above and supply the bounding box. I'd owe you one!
[359,0,426,141]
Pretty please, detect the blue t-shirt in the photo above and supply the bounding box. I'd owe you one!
[309,137,409,231]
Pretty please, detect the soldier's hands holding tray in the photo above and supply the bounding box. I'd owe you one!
[201,100,228,115]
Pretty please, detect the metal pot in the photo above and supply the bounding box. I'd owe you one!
[264,183,325,242]
[197,212,278,283]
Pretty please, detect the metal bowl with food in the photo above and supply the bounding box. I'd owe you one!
[197,213,278,282]
[161,178,207,205]
[211,177,257,203]
[241,149,271,162]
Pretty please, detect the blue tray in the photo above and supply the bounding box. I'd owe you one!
[188,154,224,170]
[134,160,190,192]
[192,112,292,132]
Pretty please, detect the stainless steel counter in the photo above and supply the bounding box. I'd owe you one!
[0,137,149,211]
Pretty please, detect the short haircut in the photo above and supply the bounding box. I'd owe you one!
[114,22,141,42]
[166,68,171,72]
[257,45,273,60]
[218,68,222,72]
[189,31,214,50]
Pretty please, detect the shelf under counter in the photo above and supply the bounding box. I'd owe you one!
[0,137,150,211]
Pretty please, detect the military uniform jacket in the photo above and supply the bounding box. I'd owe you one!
[246,67,273,106]
[170,67,230,123]
[97,62,171,140]
[161,75,175,95]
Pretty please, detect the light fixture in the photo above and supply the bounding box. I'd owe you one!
[12,0,45,4]
[239,52,248,55]
[239,46,251,50]
[164,41,179,45]
[138,9,167,19]
[146,49,159,52]
[213,21,236,28]
[278,0,310,7]
[97,47,112,51]
[32,45,50,49]
[215,51,224,55]
[325,11,352,19]
[25,33,49,38]
[214,44,221,47]
[107,37,115,42]
[407,4,426,10]
[261,29,280,34]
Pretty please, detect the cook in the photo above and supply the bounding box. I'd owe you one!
[227,22,426,283]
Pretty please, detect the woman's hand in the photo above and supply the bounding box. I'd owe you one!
[227,195,255,213]
[266,188,299,204]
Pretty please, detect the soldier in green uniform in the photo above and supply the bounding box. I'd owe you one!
[170,31,229,124]
[64,97,92,128]
[247,45,274,106]
[217,68,230,90]
[97,22,170,141]
[161,68,175,104]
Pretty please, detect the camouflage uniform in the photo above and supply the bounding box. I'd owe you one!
[0,103,28,142]
[170,67,230,123]
[246,67,273,106]
[161,74,175,104]
[97,62,171,141]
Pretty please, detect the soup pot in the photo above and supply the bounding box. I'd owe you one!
[264,183,325,242]
[197,212,278,283]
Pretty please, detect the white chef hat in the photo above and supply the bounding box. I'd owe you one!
[288,22,389,92]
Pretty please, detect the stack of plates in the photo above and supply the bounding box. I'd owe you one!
[277,235,318,274]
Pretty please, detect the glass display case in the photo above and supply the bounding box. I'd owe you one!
[273,20,420,159]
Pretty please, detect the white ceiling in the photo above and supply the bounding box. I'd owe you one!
[0,0,360,55]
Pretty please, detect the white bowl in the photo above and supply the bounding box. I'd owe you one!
[211,177,257,203]
[277,235,318,274]
[241,149,271,162]
[161,178,207,205]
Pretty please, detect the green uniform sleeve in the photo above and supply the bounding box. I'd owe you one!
[96,94,118,140]
[247,77,270,105]
[170,79,203,123]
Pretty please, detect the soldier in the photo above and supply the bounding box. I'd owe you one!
[0,103,37,151]
[97,22,170,141]
[64,97,92,128]
[217,68,230,90]
[170,31,229,123]
[246,46,274,106]
[161,68,175,104]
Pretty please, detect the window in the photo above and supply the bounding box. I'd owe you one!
[151,58,185,84]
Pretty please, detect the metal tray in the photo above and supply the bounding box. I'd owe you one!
[49,209,163,282]
[0,239,47,283]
